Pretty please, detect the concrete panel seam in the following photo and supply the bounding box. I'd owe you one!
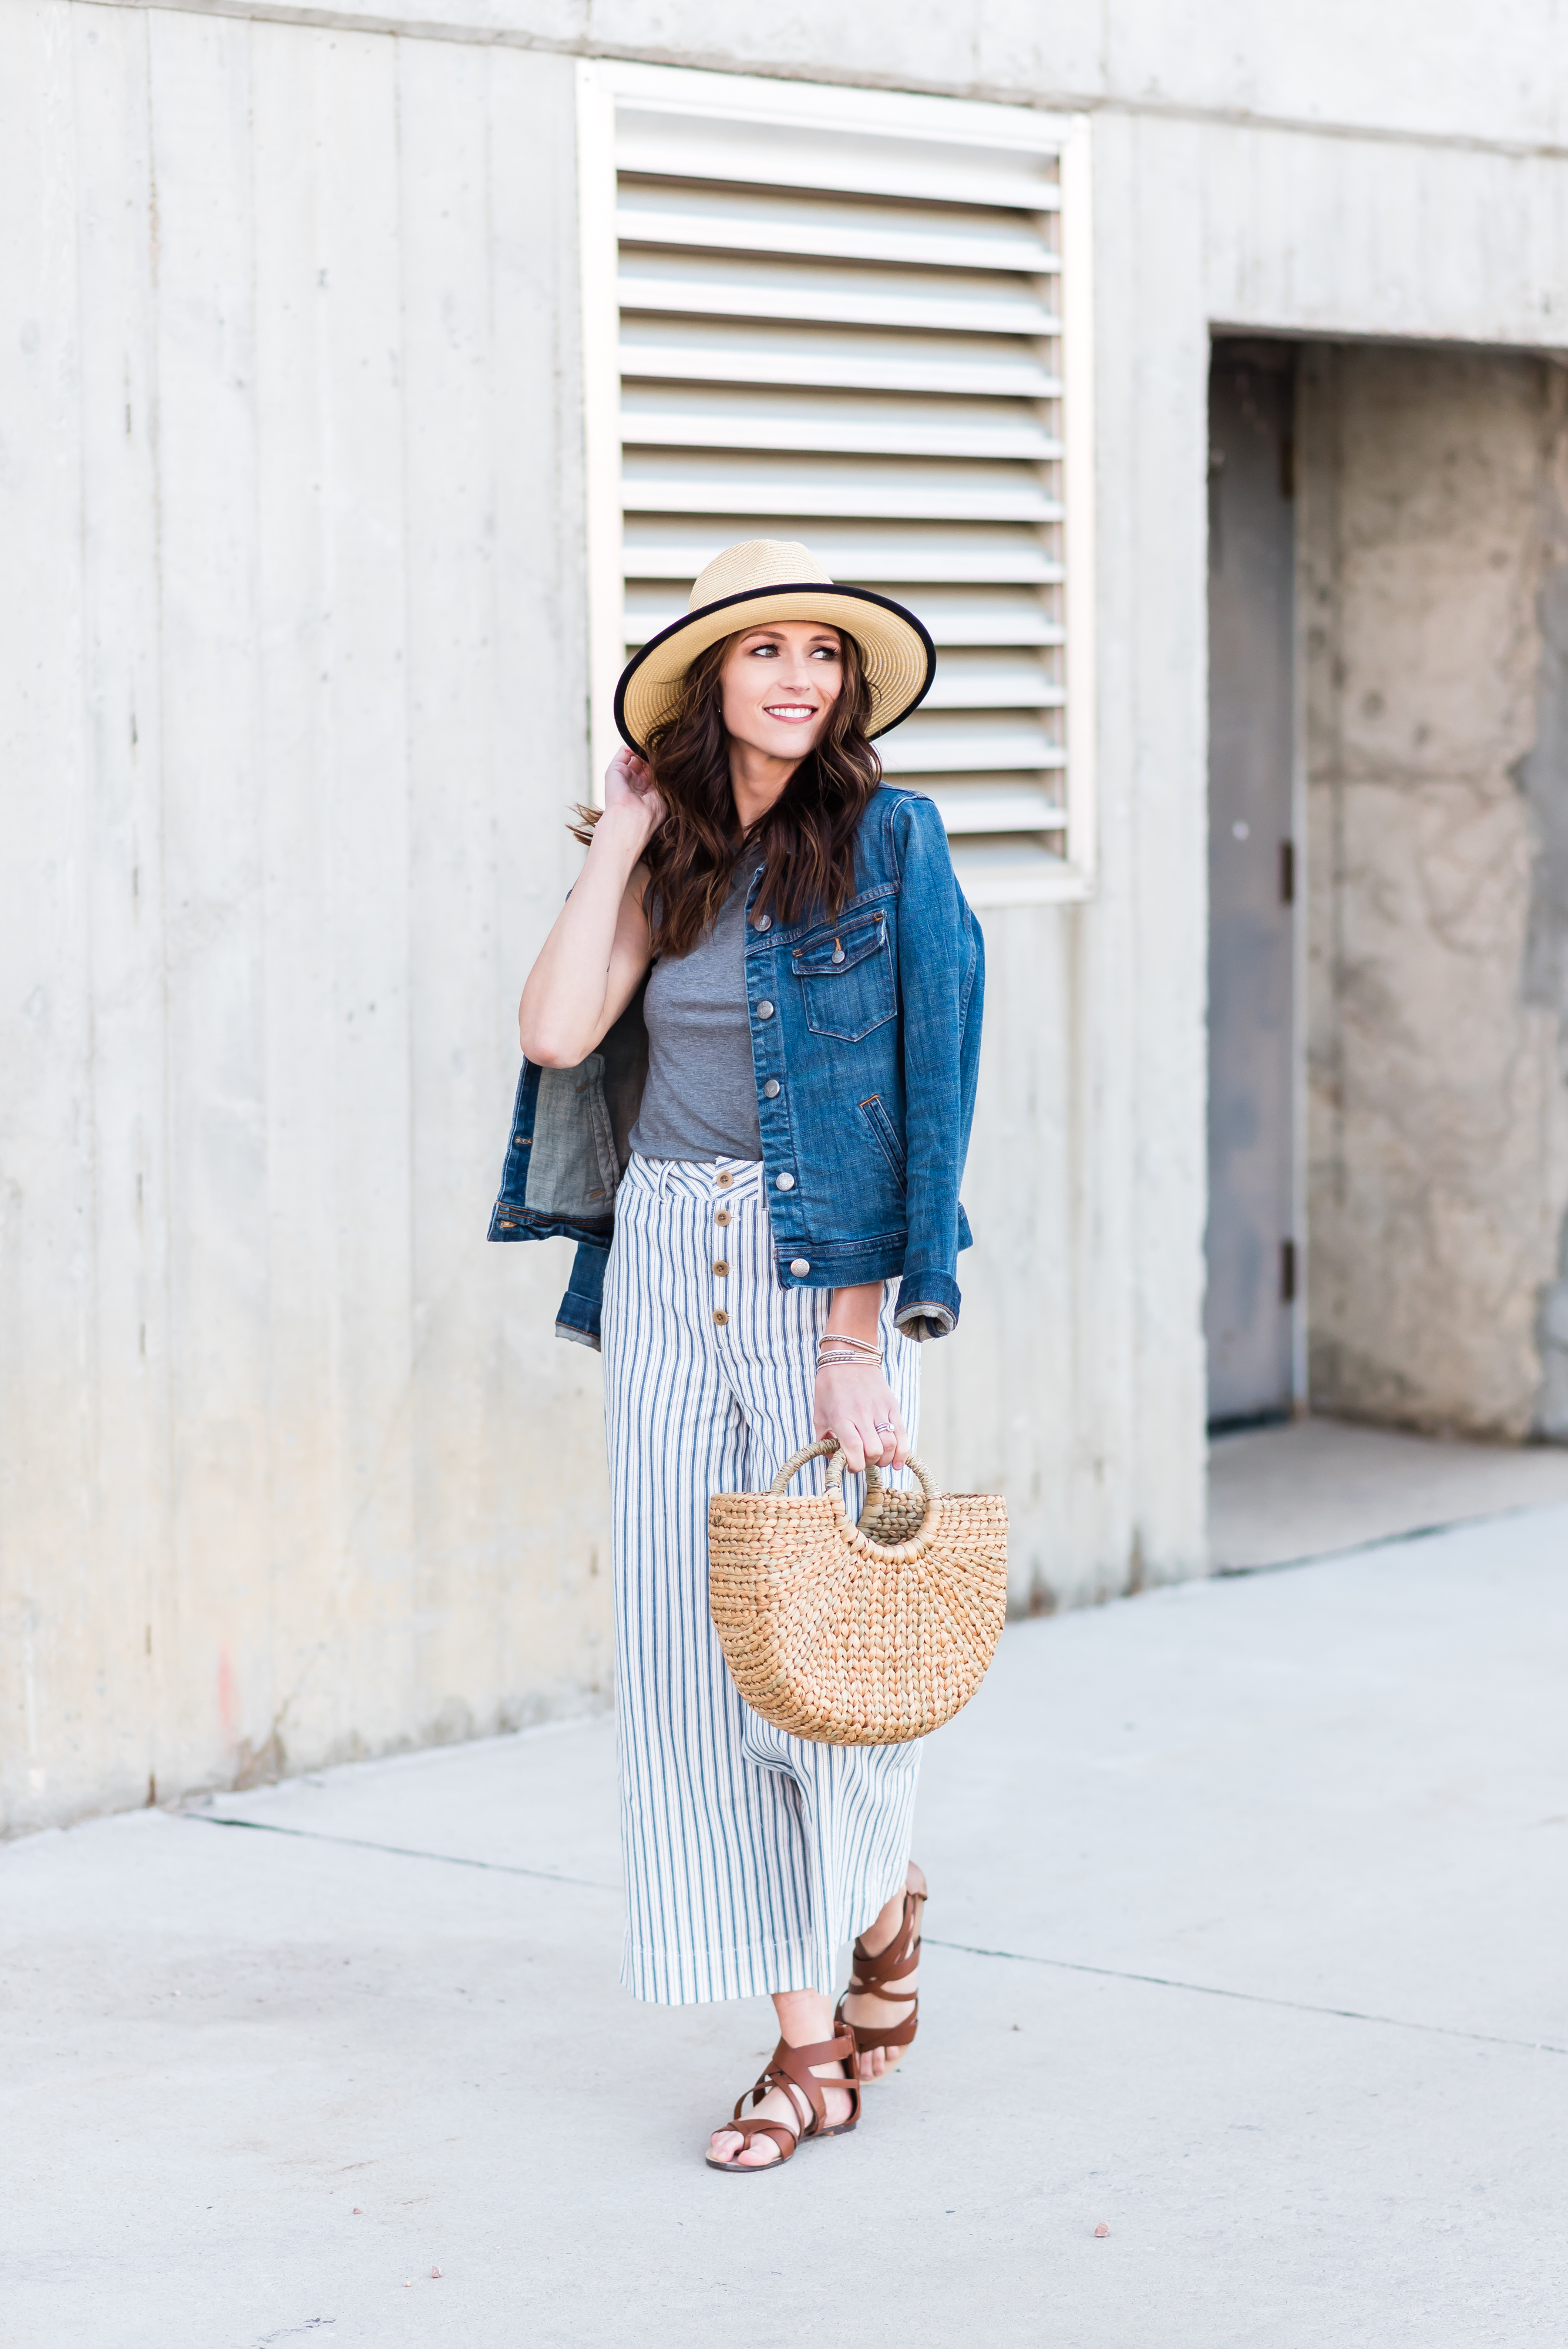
[75,0,1568,167]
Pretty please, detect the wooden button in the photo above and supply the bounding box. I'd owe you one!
[713,1260,729,1277]
[716,1171,733,1188]
[713,1308,729,1327]
[714,1209,731,1226]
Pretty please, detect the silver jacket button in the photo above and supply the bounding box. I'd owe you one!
[831,946,845,965]
[789,1258,810,1277]
[763,1078,780,1098]
[775,1171,795,1191]
[757,999,775,1019]
[753,914,772,932]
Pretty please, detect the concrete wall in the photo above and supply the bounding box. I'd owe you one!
[6,0,1568,1829]
[1301,347,1568,1438]
[0,4,614,1833]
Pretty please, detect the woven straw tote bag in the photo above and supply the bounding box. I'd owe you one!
[708,1438,1008,1746]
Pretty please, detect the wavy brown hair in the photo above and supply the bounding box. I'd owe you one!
[572,630,881,957]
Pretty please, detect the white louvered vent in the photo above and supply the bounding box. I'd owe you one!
[580,67,1093,906]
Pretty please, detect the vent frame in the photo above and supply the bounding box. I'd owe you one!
[578,61,1096,907]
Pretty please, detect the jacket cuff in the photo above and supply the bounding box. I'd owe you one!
[894,1268,961,1341]
[555,1239,608,1350]
[554,1319,602,1352]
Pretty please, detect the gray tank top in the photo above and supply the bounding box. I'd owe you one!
[628,872,763,1163]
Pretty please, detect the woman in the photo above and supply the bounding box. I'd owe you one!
[501,539,984,2172]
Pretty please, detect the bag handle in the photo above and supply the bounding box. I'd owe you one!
[770,1435,874,1495]
[768,1437,939,1556]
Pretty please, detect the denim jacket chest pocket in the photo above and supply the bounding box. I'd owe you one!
[789,910,896,1042]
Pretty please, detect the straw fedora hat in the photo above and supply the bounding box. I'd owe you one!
[614,539,936,756]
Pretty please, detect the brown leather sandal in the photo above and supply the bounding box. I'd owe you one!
[836,1882,927,2075]
[705,2024,862,2173]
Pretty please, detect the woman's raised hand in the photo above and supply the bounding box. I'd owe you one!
[517,746,659,1065]
[603,745,665,834]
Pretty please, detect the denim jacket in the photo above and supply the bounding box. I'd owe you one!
[487,785,984,1350]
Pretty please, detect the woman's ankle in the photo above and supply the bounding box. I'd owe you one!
[772,1987,836,2048]
[858,1884,911,1957]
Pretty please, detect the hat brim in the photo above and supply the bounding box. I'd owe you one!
[614,583,936,758]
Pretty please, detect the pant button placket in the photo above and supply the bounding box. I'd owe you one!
[713,1172,735,1330]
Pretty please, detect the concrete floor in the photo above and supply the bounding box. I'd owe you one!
[1208,1413,1568,1570]
[6,1499,1568,2346]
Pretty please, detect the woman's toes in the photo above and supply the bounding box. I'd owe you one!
[738,2137,779,2168]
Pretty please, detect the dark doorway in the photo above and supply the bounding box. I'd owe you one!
[1206,340,1298,1429]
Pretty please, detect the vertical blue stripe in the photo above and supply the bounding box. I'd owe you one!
[601,1153,923,2004]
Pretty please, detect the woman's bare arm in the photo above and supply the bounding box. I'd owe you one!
[518,751,662,1067]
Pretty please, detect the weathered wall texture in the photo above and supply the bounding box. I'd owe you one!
[1301,345,1568,1438]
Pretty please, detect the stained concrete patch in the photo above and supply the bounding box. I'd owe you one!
[1302,344,1568,1442]
[1208,1412,1568,1569]
[1520,556,1568,1434]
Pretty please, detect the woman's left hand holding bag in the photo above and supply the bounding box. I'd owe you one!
[813,1283,909,1472]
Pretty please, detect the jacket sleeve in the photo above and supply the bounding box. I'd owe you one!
[891,793,984,1339]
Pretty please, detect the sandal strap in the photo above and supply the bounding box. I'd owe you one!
[732,2068,810,2139]
[735,2027,860,2144]
[718,2115,799,2165]
[847,1967,918,2007]
[839,1887,925,2056]
[848,1890,925,1997]
[770,2027,860,2136]
[835,1993,918,2054]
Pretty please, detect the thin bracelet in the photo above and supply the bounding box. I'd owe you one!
[816,1352,872,1368]
[818,1332,882,1357]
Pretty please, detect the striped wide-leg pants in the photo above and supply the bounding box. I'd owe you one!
[603,1152,923,2005]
